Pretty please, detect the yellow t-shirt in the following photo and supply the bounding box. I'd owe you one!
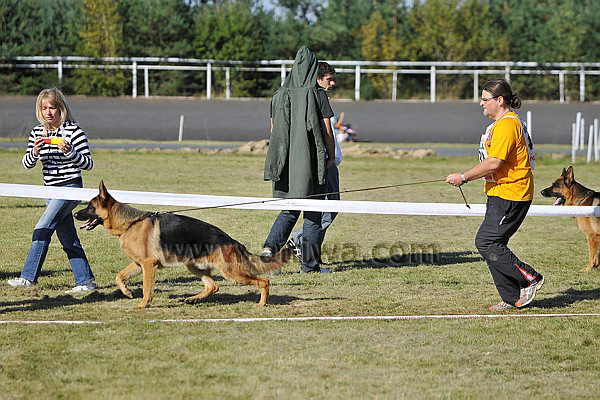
[482,112,533,201]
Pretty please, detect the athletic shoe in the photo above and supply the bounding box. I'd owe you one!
[7,277,35,287]
[65,282,97,295]
[515,276,545,308]
[319,267,331,274]
[286,239,302,262]
[488,301,516,311]
[259,247,274,262]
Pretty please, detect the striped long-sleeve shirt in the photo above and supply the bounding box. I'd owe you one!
[22,121,94,186]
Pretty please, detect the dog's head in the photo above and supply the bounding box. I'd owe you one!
[540,166,575,206]
[74,180,113,230]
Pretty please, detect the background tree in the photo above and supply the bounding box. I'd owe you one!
[73,0,127,96]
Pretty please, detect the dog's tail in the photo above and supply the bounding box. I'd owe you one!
[246,246,294,275]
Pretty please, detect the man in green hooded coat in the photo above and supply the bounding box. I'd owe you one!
[261,46,336,273]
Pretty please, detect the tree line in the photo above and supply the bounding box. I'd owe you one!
[2,0,600,100]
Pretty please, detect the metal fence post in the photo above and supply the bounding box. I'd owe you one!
[132,61,137,98]
[354,65,361,101]
[144,67,149,98]
[280,63,286,86]
[473,70,479,101]
[579,66,585,102]
[430,66,436,103]
[57,58,63,84]
[226,67,231,99]
[504,65,510,81]
[392,70,397,102]
[559,71,565,103]
[206,62,212,99]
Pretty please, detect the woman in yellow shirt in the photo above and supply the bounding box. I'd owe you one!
[446,79,544,311]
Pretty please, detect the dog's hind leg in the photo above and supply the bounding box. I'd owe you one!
[184,264,219,303]
[116,262,141,299]
[137,258,159,309]
[220,268,270,306]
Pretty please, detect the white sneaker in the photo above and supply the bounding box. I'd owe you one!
[65,282,97,294]
[7,277,35,287]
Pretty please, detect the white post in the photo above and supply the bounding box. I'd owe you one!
[575,112,581,153]
[280,64,286,86]
[572,123,577,164]
[206,62,212,99]
[473,71,479,102]
[178,114,184,142]
[587,125,594,163]
[225,67,231,99]
[132,61,137,98]
[392,71,397,102]
[354,65,361,101]
[504,65,510,81]
[57,59,63,84]
[144,67,149,98]
[559,72,565,103]
[579,66,585,102]
[595,118,599,161]
[580,118,585,150]
[430,66,436,103]
[526,111,532,139]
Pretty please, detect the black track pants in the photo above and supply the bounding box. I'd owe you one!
[475,196,542,305]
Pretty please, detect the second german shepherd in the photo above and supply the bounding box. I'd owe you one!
[541,166,600,271]
[74,181,292,308]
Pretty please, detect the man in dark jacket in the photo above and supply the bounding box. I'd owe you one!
[261,46,336,273]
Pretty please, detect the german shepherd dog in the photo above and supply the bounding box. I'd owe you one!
[541,166,600,271]
[74,181,292,308]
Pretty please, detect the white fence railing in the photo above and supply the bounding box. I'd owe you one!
[3,56,600,102]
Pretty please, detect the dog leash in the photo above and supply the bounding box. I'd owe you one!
[161,178,470,214]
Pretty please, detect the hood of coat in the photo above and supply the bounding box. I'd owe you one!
[286,46,318,89]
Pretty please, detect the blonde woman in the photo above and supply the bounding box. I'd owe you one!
[7,88,96,293]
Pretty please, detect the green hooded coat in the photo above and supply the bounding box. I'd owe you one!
[263,46,327,199]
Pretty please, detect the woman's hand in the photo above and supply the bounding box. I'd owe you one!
[33,136,44,157]
[57,139,72,155]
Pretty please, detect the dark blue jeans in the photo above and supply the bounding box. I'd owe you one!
[20,182,95,285]
[264,209,323,273]
[291,164,339,255]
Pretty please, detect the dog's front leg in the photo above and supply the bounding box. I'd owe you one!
[137,258,159,308]
[116,262,142,298]
[584,236,600,272]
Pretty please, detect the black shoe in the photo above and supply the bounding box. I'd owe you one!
[286,239,302,262]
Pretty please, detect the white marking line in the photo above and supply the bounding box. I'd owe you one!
[1,314,599,325]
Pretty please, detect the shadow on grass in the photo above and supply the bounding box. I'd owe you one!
[0,269,71,281]
[168,292,308,305]
[534,287,600,309]
[331,251,481,271]
[0,290,121,314]
[0,204,46,209]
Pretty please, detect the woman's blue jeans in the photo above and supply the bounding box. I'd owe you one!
[20,183,95,285]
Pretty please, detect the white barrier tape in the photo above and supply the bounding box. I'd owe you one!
[1,183,599,217]
[1,314,599,325]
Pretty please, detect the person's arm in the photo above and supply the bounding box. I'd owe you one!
[446,157,504,186]
[22,129,42,169]
[62,126,94,171]
[322,117,335,168]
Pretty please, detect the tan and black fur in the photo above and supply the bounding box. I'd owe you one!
[74,181,292,308]
[541,166,600,271]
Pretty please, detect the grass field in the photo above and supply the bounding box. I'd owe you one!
[0,146,599,399]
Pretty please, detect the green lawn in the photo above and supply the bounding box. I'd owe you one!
[0,148,599,399]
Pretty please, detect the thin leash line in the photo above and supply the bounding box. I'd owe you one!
[163,178,455,214]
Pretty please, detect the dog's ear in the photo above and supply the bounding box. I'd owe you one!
[561,167,567,177]
[565,166,574,186]
[98,180,111,204]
